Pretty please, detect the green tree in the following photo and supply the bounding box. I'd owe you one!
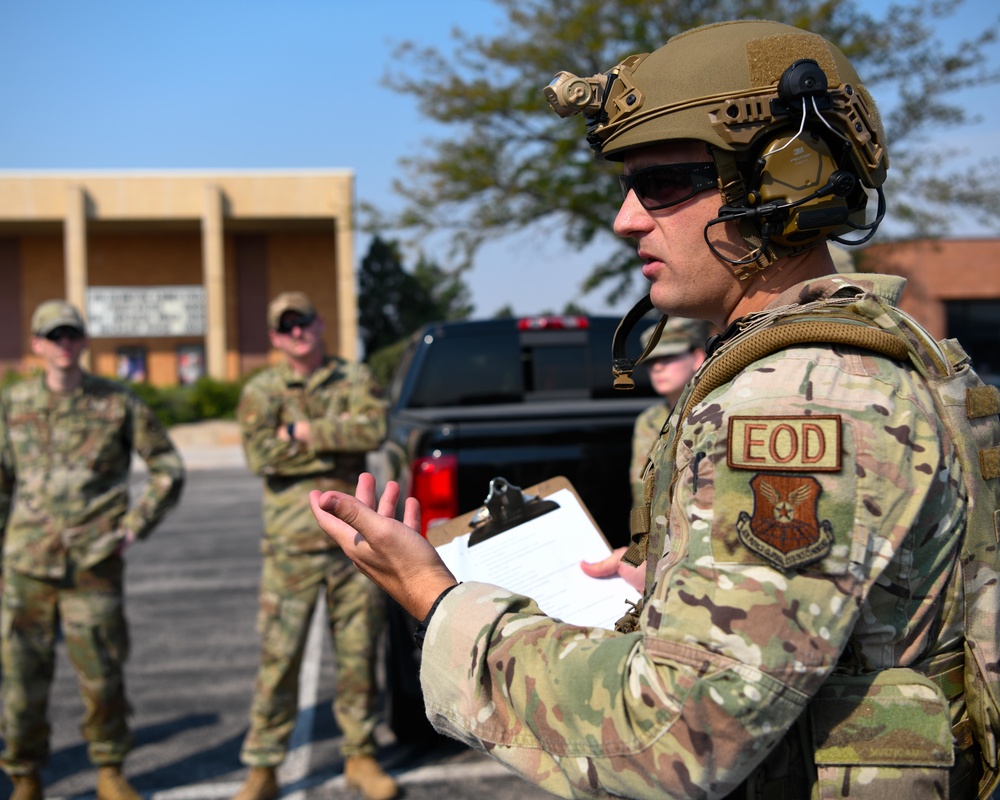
[358,235,473,366]
[358,236,413,356]
[370,0,1000,303]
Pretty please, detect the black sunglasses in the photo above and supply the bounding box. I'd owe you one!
[275,313,316,334]
[44,326,85,342]
[618,162,718,211]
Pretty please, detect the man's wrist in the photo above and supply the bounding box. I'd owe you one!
[413,582,461,650]
[286,422,296,441]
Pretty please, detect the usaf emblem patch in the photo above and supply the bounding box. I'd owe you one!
[729,416,841,568]
[737,474,834,568]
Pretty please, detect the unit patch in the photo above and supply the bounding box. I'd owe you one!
[728,415,841,472]
[737,474,833,568]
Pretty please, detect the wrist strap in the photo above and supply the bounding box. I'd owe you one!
[413,583,461,650]
[286,422,296,441]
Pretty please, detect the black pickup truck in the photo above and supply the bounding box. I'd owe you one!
[377,314,658,543]
[373,313,658,740]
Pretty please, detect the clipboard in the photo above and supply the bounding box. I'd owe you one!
[427,475,608,548]
[426,476,638,629]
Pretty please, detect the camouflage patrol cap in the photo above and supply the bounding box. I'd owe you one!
[641,317,708,359]
[267,291,316,330]
[31,300,86,337]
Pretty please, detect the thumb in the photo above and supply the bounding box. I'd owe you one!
[580,550,622,578]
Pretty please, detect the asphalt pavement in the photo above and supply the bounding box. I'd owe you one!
[8,421,554,800]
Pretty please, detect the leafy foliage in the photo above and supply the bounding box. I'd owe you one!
[358,235,472,356]
[127,376,248,428]
[358,235,473,384]
[369,0,1000,303]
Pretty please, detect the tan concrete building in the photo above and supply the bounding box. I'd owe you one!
[0,171,355,386]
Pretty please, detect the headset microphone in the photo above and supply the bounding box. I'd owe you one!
[716,170,856,223]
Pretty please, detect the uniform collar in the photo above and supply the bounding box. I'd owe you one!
[707,272,907,355]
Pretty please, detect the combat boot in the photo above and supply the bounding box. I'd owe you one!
[96,765,142,800]
[344,755,398,800]
[10,772,43,800]
[231,766,279,800]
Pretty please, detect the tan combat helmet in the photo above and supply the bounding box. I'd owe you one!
[544,20,889,272]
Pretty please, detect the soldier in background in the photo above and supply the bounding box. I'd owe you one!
[627,317,707,507]
[581,317,706,591]
[232,292,395,800]
[0,300,185,800]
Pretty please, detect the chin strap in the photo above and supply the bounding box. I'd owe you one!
[612,295,667,390]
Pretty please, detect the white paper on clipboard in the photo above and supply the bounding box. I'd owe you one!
[428,478,640,630]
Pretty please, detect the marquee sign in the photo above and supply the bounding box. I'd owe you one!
[86,286,206,338]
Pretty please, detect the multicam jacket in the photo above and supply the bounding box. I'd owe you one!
[630,402,670,508]
[237,356,386,553]
[419,274,973,798]
[0,373,185,580]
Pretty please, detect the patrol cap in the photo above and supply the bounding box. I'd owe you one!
[641,317,708,359]
[31,300,87,337]
[267,291,316,330]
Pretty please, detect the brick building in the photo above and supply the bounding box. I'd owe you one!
[0,171,355,386]
[858,237,1000,384]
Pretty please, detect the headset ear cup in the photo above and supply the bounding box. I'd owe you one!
[753,131,851,247]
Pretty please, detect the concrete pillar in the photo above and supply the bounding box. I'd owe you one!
[64,185,90,368]
[202,184,227,380]
[334,176,357,360]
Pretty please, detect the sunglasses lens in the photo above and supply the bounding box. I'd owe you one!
[277,314,314,334]
[635,167,692,207]
[620,164,716,210]
[46,327,83,342]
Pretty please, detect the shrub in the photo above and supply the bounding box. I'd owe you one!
[368,338,410,388]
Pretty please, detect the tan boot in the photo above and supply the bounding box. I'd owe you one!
[231,766,279,800]
[96,766,142,800]
[345,755,398,800]
[10,772,43,800]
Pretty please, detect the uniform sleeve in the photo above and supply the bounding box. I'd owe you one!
[309,362,387,454]
[419,345,964,799]
[0,394,13,547]
[121,394,185,539]
[237,377,333,477]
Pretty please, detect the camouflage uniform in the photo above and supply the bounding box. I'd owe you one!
[237,356,387,766]
[630,402,669,508]
[0,373,184,774]
[419,274,978,798]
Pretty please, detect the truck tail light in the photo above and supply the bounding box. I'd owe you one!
[410,453,458,536]
[516,315,589,330]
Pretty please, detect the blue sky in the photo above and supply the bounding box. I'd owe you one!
[2,0,997,319]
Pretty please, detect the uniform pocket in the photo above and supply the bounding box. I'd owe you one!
[810,668,953,799]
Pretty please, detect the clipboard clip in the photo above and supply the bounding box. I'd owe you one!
[467,477,560,546]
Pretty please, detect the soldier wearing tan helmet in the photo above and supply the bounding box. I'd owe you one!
[0,300,184,800]
[306,20,999,800]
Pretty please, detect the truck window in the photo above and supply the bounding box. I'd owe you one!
[409,334,523,407]
[523,344,589,396]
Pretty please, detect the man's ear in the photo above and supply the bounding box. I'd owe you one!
[29,336,44,357]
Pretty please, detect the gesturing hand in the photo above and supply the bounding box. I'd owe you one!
[310,473,458,620]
